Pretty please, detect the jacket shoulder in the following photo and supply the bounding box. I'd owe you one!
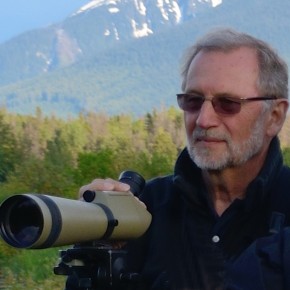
[268,165,290,226]
[139,175,176,212]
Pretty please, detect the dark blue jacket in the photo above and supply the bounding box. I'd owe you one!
[126,137,290,289]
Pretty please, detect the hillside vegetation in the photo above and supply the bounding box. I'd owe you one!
[0,108,289,289]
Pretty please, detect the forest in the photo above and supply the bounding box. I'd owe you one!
[0,107,289,289]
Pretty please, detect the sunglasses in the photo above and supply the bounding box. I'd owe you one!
[176,94,279,115]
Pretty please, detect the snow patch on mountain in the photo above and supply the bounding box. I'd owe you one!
[131,20,153,37]
[157,0,181,22]
[134,0,146,15]
[74,0,120,14]
[212,0,222,7]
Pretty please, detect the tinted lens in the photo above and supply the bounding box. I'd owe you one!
[214,97,241,114]
[177,94,204,112]
[177,94,243,115]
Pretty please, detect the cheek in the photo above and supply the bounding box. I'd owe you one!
[230,114,263,143]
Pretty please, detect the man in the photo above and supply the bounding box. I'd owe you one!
[69,28,290,289]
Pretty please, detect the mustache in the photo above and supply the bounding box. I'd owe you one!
[191,128,230,142]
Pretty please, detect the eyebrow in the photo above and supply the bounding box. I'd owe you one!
[214,92,241,98]
[184,90,241,99]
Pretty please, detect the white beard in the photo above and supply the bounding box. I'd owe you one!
[187,113,267,170]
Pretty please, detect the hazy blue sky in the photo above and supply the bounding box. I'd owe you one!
[0,0,89,43]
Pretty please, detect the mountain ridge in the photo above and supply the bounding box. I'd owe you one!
[0,0,289,117]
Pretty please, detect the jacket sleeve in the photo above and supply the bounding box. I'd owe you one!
[225,227,290,290]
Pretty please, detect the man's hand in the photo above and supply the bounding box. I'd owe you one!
[79,178,131,198]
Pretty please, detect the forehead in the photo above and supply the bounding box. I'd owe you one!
[185,47,260,95]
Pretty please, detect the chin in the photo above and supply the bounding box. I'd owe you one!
[188,148,229,170]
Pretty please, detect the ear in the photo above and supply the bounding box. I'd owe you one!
[266,99,289,137]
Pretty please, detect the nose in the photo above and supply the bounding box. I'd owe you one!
[195,99,220,129]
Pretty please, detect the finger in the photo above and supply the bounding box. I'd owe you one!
[79,178,130,198]
[105,178,131,191]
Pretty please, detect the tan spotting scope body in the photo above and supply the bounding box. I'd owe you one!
[0,171,152,249]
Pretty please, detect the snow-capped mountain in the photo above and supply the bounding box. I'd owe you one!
[0,0,289,117]
[71,0,222,40]
[74,0,222,19]
[0,0,222,85]
[0,0,222,86]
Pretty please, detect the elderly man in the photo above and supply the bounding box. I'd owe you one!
[68,28,290,289]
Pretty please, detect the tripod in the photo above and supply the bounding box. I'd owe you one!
[54,243,140,290]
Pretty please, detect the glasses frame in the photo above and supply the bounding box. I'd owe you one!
[176,93,279,115]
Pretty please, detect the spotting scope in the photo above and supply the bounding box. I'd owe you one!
[0,171,152,249]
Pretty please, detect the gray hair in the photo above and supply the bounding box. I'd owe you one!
[181,28,288,100]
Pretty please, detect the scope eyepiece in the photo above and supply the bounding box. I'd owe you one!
[83,171,145,202]
[118,171,145,196]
